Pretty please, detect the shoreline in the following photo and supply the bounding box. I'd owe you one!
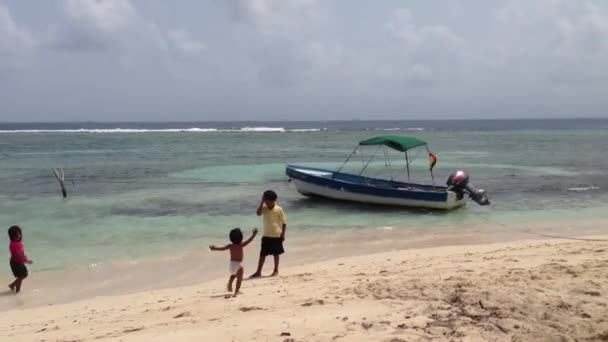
[1,218,606,312]
[1,235,607,341]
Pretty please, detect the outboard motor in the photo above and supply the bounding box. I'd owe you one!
[446,170,490,205]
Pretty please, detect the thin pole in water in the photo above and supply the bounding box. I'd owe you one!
[53,168,67,198]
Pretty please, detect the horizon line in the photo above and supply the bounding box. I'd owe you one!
[1,117,606,124]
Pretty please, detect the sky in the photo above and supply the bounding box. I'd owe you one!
[1,0,608,122]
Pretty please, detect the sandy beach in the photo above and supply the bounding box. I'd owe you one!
[1,235,607,342]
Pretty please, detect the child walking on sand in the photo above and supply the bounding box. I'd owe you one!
[250,190,287,278]
[210,228,258,297]
[8,225,33,293]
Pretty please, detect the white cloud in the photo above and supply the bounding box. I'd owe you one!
[548,4,608,84]
[383,8,465,85]
[0,5,35,53]
[0,4,35,78]
[222,0,325,35]
[552,3,608,54]
[3,1,608,120]
[167,29,205,55]
[214,0,336,86]
[387,8,463,55]
[406,63,434,85]
[64,0,135,33]
[302,41,344,69]
[491,0,608,85]
[50,0,167,53]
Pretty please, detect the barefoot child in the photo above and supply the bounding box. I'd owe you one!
[8,225,33,293]
[250,190,287,278]
[209,228,258,296]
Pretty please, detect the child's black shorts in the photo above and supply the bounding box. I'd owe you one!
[10,261,28,278]
[260,237,284,256]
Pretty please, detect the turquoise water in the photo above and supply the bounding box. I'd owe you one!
[1,121,607,271]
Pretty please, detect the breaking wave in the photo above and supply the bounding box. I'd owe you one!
[375,127,425,132]
[567,186,600,192]
[0,127,324,134]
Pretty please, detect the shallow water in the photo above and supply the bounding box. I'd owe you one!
[0,119,607,273]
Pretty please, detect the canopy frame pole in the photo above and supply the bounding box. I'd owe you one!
[383,146,394,181]
[426,145,435,186]
[359,145,383,176]
[360,147,365,168]
[384,146,392,167]
[404,151,410,182]
[336,145,358,176]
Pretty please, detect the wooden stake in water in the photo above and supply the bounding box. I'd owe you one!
[53,168,67,198]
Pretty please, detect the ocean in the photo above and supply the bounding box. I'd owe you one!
[1,119,607,274]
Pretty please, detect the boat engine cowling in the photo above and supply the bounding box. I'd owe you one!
[446,170,490,205]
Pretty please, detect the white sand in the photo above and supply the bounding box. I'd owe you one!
[1,236,607,342]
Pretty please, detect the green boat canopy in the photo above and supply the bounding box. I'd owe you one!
[358,135,427,152]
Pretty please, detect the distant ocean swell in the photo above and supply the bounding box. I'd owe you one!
[0,127,426,134]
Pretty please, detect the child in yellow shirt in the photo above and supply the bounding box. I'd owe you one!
[250,190,287,278]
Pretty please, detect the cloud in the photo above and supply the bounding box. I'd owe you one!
[216,4,465,90]
[0,4,35,78]
[167,29,205,55]
[382,8,465,85]
[491,0,608,85]
[65,0,134,33]
[547,2,608,84]
[222,0,323,35]
[213,0,336,86]
[0,5,35,53]
[49,0,167,53]
[3,1,608,120]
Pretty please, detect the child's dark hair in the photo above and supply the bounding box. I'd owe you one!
[263,190,278,201]
[229,228,243,244]
[8,225,22,242]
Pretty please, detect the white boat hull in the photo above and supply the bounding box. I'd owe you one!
[291,178,466,210]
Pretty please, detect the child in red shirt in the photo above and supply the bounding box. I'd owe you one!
[8,225,33,293]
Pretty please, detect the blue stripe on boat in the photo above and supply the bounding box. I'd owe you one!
[286,165,448,202]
